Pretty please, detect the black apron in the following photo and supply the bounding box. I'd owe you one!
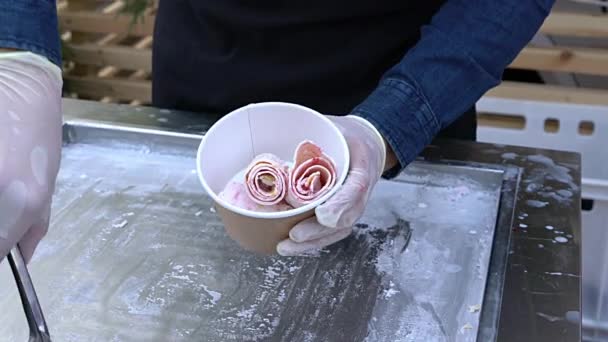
[152,0,476,141]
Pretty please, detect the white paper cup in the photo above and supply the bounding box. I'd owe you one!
[196,102,350,254]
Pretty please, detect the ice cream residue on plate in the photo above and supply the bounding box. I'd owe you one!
[219,141,337,212]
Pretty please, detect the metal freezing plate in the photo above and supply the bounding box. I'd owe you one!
[0,123,507,342]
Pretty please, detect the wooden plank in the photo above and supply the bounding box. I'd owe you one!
[60,11,608,39]
[64,76,152,102]
[540,12,608,38]
[57,0,69,11]
[102,1,126,14]
[133,36,154,50]
[59,11,155,36]
[68,44,152,72]
[511,46,608,76]
[129,70,149,80]
[95,33,124,46]
[487,81,608,106]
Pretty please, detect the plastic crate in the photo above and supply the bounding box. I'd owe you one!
[477,97,608,183]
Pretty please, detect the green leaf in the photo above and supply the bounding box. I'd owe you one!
[120,0,151,29]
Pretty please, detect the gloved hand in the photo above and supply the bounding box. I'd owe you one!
[277,115,387,256]
[0,52,63,263]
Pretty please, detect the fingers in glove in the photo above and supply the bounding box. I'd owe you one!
[289,216,342,243]
[0,220,29,262]
[316,168,369,228]
[19,219,49,263]
[19,203,51,263]
[277,226,352,256]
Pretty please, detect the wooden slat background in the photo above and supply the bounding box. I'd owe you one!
[59,0,608,106]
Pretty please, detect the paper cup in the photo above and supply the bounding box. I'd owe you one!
[196,102,350,254]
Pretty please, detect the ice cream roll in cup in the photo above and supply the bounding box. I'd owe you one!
[196,102,350,254]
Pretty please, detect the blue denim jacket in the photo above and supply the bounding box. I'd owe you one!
[1,0,554,177]
[0,0,61,67]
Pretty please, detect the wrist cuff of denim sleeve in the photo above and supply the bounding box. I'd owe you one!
[352,78,441,179]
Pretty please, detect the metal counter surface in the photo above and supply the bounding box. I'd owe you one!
[0,99,581,341]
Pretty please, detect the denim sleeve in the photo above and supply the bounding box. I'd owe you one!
[353,0,555,178]
[0,0,62,67]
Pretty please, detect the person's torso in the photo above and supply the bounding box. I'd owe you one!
[152,0,445,115]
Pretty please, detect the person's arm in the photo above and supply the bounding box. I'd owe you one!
[278,0,555,255]
[353,0,555,176]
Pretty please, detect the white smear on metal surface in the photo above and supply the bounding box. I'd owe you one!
[384,287,399,298]
[522,154,577,206]
[545,272,579,278]
[526,154,578,190]
[461,323,473,333]
[202,284,222,305]
[501,152,517,160]
[536,312,563,322]
[526,183,541,193]
[445,264,462,273]
[519,224,528,228]
[545,225,554,230]
[538,244,544,248]
[157,118,169,123]
[468,304,481,313]
[236,307,255,319]
[554,236,568,243]
[112,220,128,229]
[527,200,549,208]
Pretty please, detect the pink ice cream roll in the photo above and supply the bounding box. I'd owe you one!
[220,181,292,212]
[286,141,337,208]
[244,153,289,206]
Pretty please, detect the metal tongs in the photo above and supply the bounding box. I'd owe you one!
[8,246,51,342]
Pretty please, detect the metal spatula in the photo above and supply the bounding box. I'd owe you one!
[8,246,51,342]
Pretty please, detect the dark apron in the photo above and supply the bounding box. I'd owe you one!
[152,0,476,141]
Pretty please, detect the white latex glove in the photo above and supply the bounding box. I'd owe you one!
[0,52,63,263]
[277,115,386,256]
